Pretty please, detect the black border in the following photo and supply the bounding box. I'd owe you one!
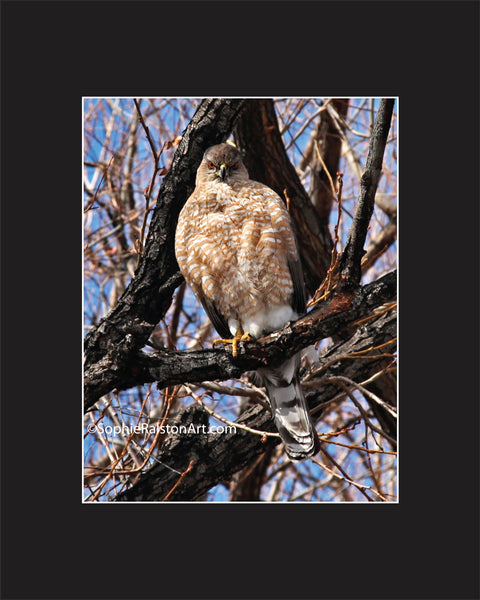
[2,1,479,599]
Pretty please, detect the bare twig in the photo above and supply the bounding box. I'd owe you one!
[162,460,194,501]
[308,172,344,306]
[184,385,280,439]
[88,388,151,501]
[84,155,115,213]
[133,99,160,266]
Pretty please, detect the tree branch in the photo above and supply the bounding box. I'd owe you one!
[338,99,395,290]
[114,296,396,502]
[85,270,396,411]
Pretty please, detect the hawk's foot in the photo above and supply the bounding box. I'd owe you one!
[213,327,254,357]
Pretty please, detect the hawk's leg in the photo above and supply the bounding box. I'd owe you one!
[213,323,254,358]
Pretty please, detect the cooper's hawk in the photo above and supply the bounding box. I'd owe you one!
[175,143,320,460]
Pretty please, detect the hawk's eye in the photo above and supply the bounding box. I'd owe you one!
[232,162,238,169]
[208,161,215,170]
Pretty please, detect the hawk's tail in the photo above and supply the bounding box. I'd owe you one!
[259,356,320,461]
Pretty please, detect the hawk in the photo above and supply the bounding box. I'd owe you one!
[175,143,320,460]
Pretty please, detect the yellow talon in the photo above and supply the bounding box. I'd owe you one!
[213,325,253,357]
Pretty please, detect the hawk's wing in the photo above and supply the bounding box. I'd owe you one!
[287,255,307,316]
[257,183,307,317]
[197,292,232,340]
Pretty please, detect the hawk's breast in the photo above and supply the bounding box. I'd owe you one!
[175,179,298,336]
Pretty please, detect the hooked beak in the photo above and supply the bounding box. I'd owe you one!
[218,163,228,181]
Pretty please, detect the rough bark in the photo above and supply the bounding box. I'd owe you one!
[115,402,279,502]
[115,294,396,502]
[229,447,276,501]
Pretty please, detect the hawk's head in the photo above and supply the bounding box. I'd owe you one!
[197,143,249,184]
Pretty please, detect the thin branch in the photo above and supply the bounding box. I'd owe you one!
[83,155,115,213]
[185,385,280,439]
[308,171,344,306]
[312,453,388,502]
[330,378,396,446]
[133,98,181,267]
[321,437,397,456]
[88,388,151,501]
[324,375,397,419]
[162,460,194,502]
